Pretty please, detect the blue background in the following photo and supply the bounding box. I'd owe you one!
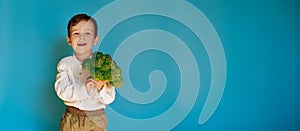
[0,0,299,130]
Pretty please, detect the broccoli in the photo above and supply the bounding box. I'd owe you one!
[82,59,94,71]
[82,51,123,88]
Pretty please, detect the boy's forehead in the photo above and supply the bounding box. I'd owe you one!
[71,20,95,32]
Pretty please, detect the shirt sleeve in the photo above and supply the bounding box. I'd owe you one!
[94,85,116,105]
[54,61,83,102]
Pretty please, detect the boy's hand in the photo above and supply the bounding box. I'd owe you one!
[85,76,109,91]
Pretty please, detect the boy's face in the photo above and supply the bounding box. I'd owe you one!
[67,20,99,56]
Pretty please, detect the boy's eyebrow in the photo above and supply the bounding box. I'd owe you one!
[71,29,78,32]
[71,28,94,32]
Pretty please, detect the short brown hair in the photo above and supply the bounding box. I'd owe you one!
[67,14,98,37]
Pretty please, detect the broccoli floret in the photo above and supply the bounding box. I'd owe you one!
[110,76,123,88]
[111,61,117,70]
[112,66,122,75]
[101,54,107,60]
[92,52,103,59]
[91,68,96,79]
[100,64,111,71]
[82,58,93,71]
[94,58,103,68]
[94,69,104,81]
[103,70,112,80]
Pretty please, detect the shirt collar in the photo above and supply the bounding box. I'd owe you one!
[72,54,93,64]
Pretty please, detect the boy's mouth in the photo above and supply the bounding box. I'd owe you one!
[77,43,87,46]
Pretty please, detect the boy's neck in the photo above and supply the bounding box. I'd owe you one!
[74,52,92,62]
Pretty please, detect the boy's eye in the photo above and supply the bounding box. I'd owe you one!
[85,32,91,35]
[73,32,79,36]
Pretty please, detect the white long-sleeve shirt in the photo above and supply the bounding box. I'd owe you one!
[55,55,116,111]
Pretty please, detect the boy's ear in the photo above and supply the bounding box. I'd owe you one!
[66,36,72,46]
[93,36,99,45]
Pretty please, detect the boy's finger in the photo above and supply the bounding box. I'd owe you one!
[97,85,104,90]
[86,79,97,86]
[89,79,98,83]
[104,80,109,84]
[87,79,96,83]
[90,83,96,88]
[86,76,93,80]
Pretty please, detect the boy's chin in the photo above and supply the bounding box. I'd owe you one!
[74,50,92,55]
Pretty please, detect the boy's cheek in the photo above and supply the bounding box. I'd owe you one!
[71,39,79,44]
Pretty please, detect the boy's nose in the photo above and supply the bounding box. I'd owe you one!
[79,34,84,39]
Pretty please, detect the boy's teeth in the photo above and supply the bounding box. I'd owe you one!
[78,43,87,46]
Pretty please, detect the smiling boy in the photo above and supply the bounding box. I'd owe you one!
[55,14,115,131]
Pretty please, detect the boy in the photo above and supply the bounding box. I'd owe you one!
[55,14,115,131]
